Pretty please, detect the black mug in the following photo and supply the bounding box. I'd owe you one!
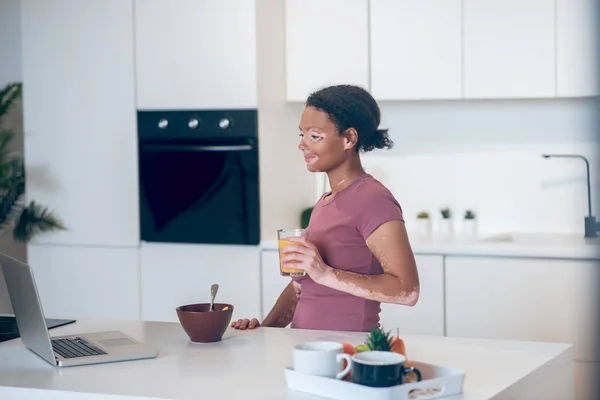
[350,351,422,388]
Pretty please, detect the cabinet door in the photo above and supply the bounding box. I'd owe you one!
[370,0,462,100]
[27,245,140,320]
[20,0,139,247]
[379,255,444,336]
[463,0,555,99]
[446,256,599,362]
[140,243,261,323]
[284,0,369,102]
[556,0,599,97]
[134,0,257,109]
[260,250,292,320]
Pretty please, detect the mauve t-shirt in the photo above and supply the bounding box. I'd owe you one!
[291,173,404,332]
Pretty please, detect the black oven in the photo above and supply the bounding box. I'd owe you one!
[137,110,260,245]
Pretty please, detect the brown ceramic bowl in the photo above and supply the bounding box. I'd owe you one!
[176,303,234,343]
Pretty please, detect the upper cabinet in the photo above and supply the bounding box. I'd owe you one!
[288,0,595,102]
[463,0,555,99]
[134,0,257,110]
[556,0,599,97]
[20,0,140,247]
[284,0,370,102]
[370,0,462,100]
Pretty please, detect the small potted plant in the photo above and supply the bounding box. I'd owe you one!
[415,211,431,235]
[439,207,453,235]
[462,209,477,236]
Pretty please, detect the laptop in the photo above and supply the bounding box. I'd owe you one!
[0,252,159,367]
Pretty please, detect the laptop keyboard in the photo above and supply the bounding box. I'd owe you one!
[51,337,107,359]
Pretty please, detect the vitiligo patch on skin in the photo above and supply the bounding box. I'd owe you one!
[331,269,419,305]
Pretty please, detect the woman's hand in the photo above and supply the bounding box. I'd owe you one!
[280,236,333,285]
[231,318,261,330]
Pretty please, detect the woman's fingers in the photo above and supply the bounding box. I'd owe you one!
[280,252,306,263]
[231,319,248,329]
[249,318,260,329]
[231,318,261,330]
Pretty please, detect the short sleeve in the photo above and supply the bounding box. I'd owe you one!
[355,189,404,240]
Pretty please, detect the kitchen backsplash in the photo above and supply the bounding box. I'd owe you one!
[364,143,597,236]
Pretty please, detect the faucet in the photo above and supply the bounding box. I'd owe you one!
[542,154,599,238]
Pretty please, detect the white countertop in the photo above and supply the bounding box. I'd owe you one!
[0,319,574,400]
[261,232,600,259]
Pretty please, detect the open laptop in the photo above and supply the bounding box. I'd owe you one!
[0,252,158,367]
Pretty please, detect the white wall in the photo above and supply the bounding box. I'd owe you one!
[0,0,23,313]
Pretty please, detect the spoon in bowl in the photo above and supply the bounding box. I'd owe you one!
[209,284,219,312]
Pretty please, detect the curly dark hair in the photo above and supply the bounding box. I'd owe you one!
[305,84,393,152]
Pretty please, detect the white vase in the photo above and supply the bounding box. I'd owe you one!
[462,219,477,237]
[439,218,453,235]
[415,218,432,235]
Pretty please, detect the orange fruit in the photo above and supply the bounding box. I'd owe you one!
[340,342,357,369]
[390,337,407,358]
[341,342,357,355]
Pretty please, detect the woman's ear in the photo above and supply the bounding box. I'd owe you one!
[343,128,358,150]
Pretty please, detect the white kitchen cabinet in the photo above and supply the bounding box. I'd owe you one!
[20,0,139,247]
[260,250,292,320]
[134,0,257,109]
[445,256,599,362]
[379,255,444,336]
[27,245,140,321]
[463,0,555,99]
[140,243,261,323]
[284,0,369,102]
[556,0,599,97]
[370,0,462,100]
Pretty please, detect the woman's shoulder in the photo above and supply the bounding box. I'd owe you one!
[354,174,398,201]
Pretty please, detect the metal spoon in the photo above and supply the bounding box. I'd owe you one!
[209,284,219,312]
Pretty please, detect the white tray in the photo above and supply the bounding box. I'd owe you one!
[285,360,466,400]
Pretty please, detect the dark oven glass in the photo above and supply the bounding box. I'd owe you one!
[137,110,260,246]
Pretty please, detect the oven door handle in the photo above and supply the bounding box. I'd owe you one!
[142,144,254,152]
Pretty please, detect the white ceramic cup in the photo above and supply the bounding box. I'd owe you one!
[293,341,352,379]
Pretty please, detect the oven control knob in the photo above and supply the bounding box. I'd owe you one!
[188,118,199,129]
[158,118,169,129]
[219,117,231,130]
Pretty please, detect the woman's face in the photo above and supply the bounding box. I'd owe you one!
[298,106,352,172]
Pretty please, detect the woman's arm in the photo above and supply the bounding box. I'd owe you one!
[231,279,301,329]
[262,280,301,327]
[281,220,419,306]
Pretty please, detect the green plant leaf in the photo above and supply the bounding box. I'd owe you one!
[0,83,22,122]
[12,201,66,242]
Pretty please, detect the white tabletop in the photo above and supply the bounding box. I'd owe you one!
[0,319,574,400]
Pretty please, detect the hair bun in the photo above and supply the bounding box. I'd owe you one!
[360,128,393,152]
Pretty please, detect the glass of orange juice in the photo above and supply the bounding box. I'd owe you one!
[277,228,307,277]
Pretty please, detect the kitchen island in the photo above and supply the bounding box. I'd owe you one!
[0,319,574,400]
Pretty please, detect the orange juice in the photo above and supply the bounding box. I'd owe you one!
[278,238,306,276]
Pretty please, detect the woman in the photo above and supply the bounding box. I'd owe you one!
[231,84,420,332]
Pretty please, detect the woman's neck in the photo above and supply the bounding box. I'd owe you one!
[326,157,366,196]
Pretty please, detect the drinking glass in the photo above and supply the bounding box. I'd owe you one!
[277,228,307,277]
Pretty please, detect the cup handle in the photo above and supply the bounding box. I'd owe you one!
[336,353,352,379]
[403,365,422,382]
